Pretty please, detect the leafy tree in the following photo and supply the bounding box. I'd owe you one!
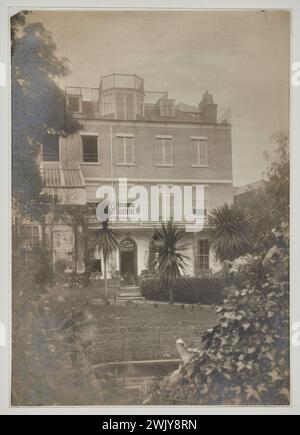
[246,134,289,251]
[209,204,253,262]
[94,220,119,301]
[150,221,191,304]
[11,14,80,215]
[148,223,289,406]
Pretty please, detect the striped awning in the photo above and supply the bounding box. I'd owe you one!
[42,165,85,188]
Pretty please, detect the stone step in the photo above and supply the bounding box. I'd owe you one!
[118,292,142,298]
[116,297,145,302]
[119,286,140,292]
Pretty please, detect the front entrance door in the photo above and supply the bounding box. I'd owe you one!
[119,238,137,285]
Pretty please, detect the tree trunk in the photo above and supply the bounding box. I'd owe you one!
[104,261,108,301]
[73,224,78,273]
[168,286,174,304]
[83,225,90,288]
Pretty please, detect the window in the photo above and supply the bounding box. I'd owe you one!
[159,99,175,117]
[42,135,59,161]
[81,135,99,163]
[116,93,134,120]
[116,135,134,165]
[91,259,102,273]
[193,187,209,217]
[53,232,61,249]
[155,136,173,166]
[197,239,210,270]
[46,188,60,204]
[191,137,208,167]
[102,94,114,117]
[54,251,73,265]
[18,225,40,248]
[68,95,81,112]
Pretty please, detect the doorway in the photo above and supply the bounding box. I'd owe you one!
[119,238,137,285]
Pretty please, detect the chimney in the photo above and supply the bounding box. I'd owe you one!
[199,91,217,123]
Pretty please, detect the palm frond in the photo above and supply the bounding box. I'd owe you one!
[150,221,191,286]
[94,220,119,262]
[209,203,253,262]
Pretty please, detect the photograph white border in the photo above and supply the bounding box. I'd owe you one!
[0,0,299,415]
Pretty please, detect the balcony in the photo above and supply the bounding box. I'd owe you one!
[87,204,210,229]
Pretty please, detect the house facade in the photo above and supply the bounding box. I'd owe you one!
[17,74,233,284]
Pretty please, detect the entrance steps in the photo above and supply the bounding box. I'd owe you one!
[117,286,145,302]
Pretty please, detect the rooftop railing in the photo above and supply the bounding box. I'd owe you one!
[65,86,99,102]
[100,74,144,91]
[65,86,231,124]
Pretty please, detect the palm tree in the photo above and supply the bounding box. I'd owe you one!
[150,221,191,304]
[94,220,118,301]
[209,203,253,262]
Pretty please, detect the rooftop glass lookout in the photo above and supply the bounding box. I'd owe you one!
[65,73,231,124]
[100,74,144,92]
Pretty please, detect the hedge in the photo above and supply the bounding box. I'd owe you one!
[140,277,232,305]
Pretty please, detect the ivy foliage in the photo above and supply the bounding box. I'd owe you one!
[155,224,289,405]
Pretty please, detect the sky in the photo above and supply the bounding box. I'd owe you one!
[28,10,290,187]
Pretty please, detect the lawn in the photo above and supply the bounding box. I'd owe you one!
[87,302,218,365]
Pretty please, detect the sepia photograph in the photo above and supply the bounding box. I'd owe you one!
[10,9,290,407]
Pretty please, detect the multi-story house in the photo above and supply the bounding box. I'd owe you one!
[17,74,233,284]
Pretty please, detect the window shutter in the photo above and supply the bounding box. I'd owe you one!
[191,140,199,165]
[155,139,163,164]
[164,139,173,164]
[126,138,134,164]
[116,137,124,163]
[199,140,208,165]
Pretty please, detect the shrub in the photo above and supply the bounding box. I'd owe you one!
[140,277,231,305]
[151,224,289,406]
[12,285,104,405]
[229,254,265,287]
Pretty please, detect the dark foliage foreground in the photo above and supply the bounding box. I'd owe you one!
[150,224,289,405]
[12,252,103,406]
[140,277,228,305]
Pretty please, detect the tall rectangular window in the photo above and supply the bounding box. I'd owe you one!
[116,135,134,165]
[159,99,175,117]
[116,93,134,120]
[191,138,208,167]
[81,135,99,163]
[42,135,59,161]
[193,187,209,217]
[18,225,40,248]
[68,95,81,112]
[155,136,173,166]
[197,239,210,270]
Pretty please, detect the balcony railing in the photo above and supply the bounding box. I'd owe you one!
[65,86,99,102]
[100,74,144,91]
[87,207,209,227]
